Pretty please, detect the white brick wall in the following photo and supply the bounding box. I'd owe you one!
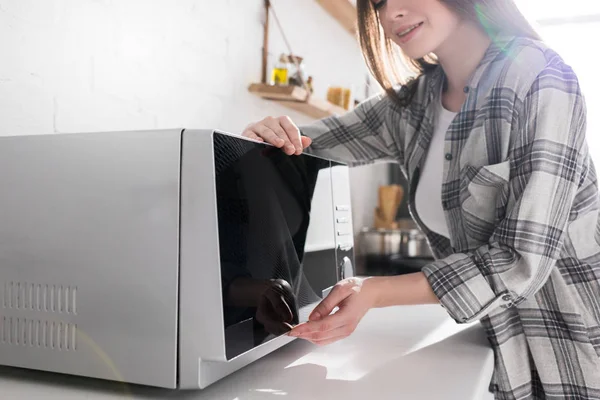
[0,0,390,236]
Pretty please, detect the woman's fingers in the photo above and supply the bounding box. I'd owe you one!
[286,278,371,346]
[289,312,344,337]
[300,316,354,340]
[300,136,312,149]
[304,327,351,344]
[244,131,264,142]
[252,124,285,147]
[278,116,303,155]
[242,116,311,155]
[264,117,296,155]
[289,312,358,346]
[308,279,359,321]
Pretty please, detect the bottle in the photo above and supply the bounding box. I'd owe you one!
[306,76,314,94]
[271,54,289,86]
[288,55,306,87]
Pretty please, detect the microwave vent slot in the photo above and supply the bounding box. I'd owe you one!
[1,317,77,351]
[3,282,77,315]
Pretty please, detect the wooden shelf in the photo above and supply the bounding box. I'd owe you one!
[248,83,347,119]
[316,0,357,36]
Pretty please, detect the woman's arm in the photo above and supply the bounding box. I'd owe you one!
[299,91,404,166]
[305,273,439,320]
[243,88,407,167]
[365,272,439,307]
[422,61,588,324]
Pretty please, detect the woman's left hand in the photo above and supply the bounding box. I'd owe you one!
[288,277,376,346]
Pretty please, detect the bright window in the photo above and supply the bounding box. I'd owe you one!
[518,0,600,21]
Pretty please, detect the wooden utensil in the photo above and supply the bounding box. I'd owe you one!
[378,185,404,223]
[374,207,399,230]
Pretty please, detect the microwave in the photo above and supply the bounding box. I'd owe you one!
[0,129,355,389]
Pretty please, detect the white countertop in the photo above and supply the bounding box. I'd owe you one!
[0,305,494,400]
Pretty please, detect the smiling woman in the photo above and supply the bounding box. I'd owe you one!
[357,0,541,107]
[242,0,600,398]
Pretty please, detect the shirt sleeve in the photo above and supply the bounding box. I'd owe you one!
[422,63,588,323]
[299,91,404,167]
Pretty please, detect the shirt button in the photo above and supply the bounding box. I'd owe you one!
[444,153,453,161]
[502,294,512,301]
[463,86,470,93]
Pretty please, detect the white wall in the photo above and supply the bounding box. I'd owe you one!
[0,0,390,234]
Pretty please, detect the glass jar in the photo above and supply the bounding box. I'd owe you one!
[288,55,306,88]
[271,54,289,86]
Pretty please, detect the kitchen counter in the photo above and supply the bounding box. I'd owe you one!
[0,305,494,400]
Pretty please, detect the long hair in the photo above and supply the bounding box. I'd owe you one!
[357,0,542,107]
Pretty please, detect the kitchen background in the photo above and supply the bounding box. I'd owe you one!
[1,0,599,251]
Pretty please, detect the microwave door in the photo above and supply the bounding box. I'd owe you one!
[213,134,338,359]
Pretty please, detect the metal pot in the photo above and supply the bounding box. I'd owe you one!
[358,219,433,259]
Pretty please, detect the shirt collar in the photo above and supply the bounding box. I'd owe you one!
[466,34,517,90]
[424,34,517,100]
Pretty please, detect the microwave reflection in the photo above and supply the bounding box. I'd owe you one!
[215,135,333,358]
[224,277,298,336]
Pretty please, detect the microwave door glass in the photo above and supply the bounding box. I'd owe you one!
[214,133,338,359]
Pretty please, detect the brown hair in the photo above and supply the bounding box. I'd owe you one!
[357,0,542,106]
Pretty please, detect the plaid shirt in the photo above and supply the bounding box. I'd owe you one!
[301,36,600,399]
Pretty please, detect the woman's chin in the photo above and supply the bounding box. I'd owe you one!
[392,40,432,61]
[401,48,431,61]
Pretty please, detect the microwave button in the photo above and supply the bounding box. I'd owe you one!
[337,243,352,251]
[335,205,350,211]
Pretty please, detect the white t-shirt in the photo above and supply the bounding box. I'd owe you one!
[415,94,457,239]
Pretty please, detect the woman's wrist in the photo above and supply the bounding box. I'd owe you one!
[360,276,381,309]
[361,273,439,309]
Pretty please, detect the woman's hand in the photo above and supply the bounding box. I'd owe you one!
[288,273,439,346]
[288,277,376,346]
[242,116,312,156]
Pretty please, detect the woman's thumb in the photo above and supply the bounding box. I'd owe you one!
[301,136,312,148]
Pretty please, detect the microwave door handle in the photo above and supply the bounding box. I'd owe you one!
[339,256,353,280]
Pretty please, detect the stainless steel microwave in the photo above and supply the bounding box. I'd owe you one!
[0,129,354,389]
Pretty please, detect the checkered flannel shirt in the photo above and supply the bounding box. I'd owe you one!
[301,36,600,399]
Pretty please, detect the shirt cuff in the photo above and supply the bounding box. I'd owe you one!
[422,253,516,323]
